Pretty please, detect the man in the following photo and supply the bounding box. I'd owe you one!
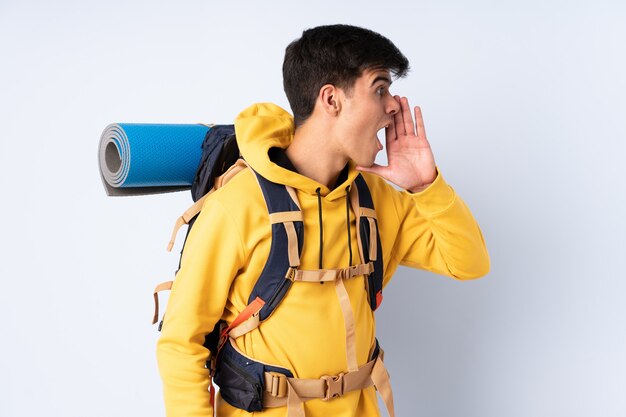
[157,24,490,417]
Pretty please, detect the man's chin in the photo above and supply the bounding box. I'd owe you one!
[357,159,376,168]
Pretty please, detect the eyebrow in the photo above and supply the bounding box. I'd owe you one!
[370,75,392,87]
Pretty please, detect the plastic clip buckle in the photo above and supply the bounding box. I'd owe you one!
[268,372,288,398]
[321,372,345,400]
[348,265,360,278]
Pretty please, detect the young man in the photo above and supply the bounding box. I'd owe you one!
[157,24,490,417]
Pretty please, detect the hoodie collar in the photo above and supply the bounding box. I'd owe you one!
[268,147,350,191]
[234,102,360,199]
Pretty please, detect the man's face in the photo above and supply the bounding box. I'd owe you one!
[334,67,400,167]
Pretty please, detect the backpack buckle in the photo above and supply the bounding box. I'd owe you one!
[267,372,288,397]
[347,265,360,278]
[285,267,297,281]
[321,372,344,400]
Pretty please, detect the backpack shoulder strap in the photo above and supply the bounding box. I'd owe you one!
[216,168,304,342]
[247,169,304,320]
[350,174,384,311]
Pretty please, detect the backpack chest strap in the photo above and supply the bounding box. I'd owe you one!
[224,262,375,341]
[285,262,374,282]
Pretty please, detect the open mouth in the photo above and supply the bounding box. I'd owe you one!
[376,123,391,140]
[375,129,385,151]
[377,122,392,135]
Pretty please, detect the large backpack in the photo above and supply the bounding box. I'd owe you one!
[153,125,394,417]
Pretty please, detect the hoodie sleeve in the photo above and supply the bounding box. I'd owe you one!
[156,197,245,417]
[388,166,491,281]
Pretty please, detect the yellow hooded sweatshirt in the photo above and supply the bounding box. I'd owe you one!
[157,103,491,417]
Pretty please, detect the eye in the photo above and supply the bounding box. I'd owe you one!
[376,86,386,96]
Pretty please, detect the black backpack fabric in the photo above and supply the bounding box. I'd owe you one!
[190,124,239,202]
[175,125,239,274]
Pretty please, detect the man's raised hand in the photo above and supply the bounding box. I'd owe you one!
[357,96,437,192]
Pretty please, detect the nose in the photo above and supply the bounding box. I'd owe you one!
[387,95,400,115]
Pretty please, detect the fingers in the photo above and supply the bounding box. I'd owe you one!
[393,95,419,138]
[414,105,427,140]
[393,95,405,136]
[385,117,397,145]
[401,97,416,136]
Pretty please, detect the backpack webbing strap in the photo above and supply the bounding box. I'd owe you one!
[152,281,173,324]
[349,184,366,268]
[358,207,377,219]
[284,221,301,268]
[370,355,395,417]
[285,262,373,282]
[167,196,206,252]
[166,159,249,252]
[262,352,394,417]
[335,275,359,372]
[269,211,303,223]
[269,210,303,268]
[358,207,378,261]
[227,312,261,340]
[366,217,378,261]
[218,296,265,352]
[287,262,366,373]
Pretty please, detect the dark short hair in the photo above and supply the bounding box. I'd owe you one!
[282,24,410,128]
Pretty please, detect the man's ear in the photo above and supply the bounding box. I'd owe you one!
[319,84,342,116]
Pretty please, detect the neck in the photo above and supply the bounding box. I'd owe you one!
[285,121,348,190]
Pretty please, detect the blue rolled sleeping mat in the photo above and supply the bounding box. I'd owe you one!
[98,123,214,196]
